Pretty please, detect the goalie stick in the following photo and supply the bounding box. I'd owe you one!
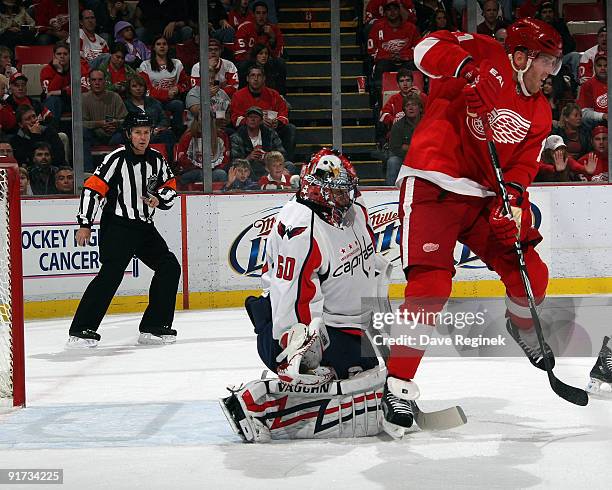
[483,119,588,406]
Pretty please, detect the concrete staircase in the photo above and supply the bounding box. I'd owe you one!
[279,1,384,185]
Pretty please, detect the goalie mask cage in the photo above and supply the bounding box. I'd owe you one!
[0,162,25,408]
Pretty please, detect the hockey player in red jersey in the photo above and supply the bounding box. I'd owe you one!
[383,18,563,435]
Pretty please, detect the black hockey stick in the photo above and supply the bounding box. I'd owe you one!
[484,123,588,406]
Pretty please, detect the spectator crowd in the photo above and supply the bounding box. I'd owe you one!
[0,0,608,195]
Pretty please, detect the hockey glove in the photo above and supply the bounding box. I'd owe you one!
[276,318,334,385]
[489,182,533,246]
[462,60,503,118]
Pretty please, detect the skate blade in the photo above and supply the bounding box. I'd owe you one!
[381,418,410,440]
[137,333,176,345]
[586,378,612,398]
[65,338,98,349]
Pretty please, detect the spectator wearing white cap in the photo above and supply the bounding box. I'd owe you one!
[536,134,583,183]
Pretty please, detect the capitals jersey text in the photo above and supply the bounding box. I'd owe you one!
[262,198,377,340]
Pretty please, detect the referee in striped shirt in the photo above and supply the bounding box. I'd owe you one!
[67,112,181,348]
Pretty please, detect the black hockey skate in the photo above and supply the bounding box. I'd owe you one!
[506,319,555,371]
[66,329,101,349]
[381,378,416,438]
[138,326,177,345]
[587,336,612,397]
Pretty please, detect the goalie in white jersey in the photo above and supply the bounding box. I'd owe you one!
[220,148,401,441]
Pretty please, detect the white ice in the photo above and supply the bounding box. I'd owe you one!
[1,308,610,490]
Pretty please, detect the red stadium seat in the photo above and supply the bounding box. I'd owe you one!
[574,33,598,52]
[563,3,604,22]
[14,45,54,70]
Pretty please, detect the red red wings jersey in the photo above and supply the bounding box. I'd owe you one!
[261,198,377,339]
[398,31,551,195]
[577,151,608,182]
[234,21,284,61]
[364,0,416,25]
[228,9,255,29]
[577,76,608,114]
[40,59,90,95]
[258,173,291,190]
[367,18,420,62]
[578,46,605,85]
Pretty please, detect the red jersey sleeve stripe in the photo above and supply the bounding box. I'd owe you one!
[294,217,321,325]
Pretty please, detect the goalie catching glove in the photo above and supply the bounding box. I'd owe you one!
[276,318,335,385]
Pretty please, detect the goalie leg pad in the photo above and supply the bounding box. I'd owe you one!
[222,370,386,442]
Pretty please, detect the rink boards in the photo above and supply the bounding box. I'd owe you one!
[19,185,612,318]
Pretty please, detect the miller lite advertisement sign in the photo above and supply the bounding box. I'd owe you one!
[217,190,551,287]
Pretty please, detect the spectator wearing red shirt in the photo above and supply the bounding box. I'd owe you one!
[578,52,607,128]
[230,65,295,160]
[228,0,255,30]
[5,72,49,128]
[34,0,69,45]
[379,68,427,128]
[97,43,137,98]
[363,0,416,42]
[137,35,190,133]
[576,126,609,182]
[367,0,420,105]
[578,26,606,85]
[258,151,292,190]
[40,41,90,126]
[234,0,284,81]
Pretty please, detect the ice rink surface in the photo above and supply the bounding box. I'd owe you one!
[1,308,610,490]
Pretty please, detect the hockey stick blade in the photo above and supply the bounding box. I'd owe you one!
[548,372,589,406]
[410,401,467,431]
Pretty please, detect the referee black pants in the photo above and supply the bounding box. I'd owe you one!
[70,214,181,334]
